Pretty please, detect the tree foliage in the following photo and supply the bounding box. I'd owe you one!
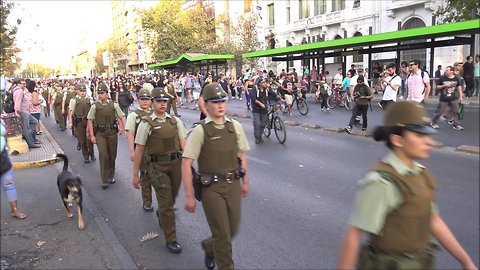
[19,63,54,78]
[0,0,21,75]
[435,0,479,23]
[141,0,215,62]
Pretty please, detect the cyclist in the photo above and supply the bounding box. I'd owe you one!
[252,78,283,144]
[280,72,297,116]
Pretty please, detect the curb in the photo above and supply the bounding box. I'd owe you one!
[301,123,321,129]
[456,145,480,155]
[284,120,300,126]
[324,127,344,133]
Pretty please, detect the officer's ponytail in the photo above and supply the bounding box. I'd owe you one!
[373,126,405,149]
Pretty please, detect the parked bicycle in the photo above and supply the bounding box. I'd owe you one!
[279,90,309,115]
[264,104,287,144]
[327,85,354,110]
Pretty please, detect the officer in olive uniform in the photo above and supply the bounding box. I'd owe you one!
[132,87,187,253]
[69,84,95,163]
[87,83,126,189]
[63,81,78,136]
[51,82,66,130]
[126,88,154,212]
[165,78,180,117]
[40,82,51,117]
[182,83,250,270]
[337,101,477,269]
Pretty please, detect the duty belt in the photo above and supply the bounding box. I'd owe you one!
[201,171,240,183]
[149,152,182,162]
[74,116,88,122]
[95,124,118,131]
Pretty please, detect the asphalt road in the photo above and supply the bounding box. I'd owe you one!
[42,105,479,270]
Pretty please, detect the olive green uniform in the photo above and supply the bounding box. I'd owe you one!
[126,109,153,206]
[350,151,438,269]
[166,85,179,117]
[40,87,51,116]
[70,96,94,160]
[52,91,66,129]
[183,115,250,270]
[63,90,77,135]
[87,100,125,183]
[135,112,187,243]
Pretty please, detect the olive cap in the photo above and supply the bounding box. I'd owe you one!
[75,84,86,90]
[382,101,436,134]
[97,83,108,92]
[202,83,227,102]
[138,88,151,99]
[151,87,169,100]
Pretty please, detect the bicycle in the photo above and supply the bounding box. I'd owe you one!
[279,90,309,115]
[263,104,287,144]
[327,86,354,110]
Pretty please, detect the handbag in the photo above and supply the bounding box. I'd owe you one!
[0,149,12,176]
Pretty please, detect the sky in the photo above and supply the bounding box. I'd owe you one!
[9,1,113,68]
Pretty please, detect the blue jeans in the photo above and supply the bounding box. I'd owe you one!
[1,152,17,202]
[252,112,268,139]
[19,111,38,146]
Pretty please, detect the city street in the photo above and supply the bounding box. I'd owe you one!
[37,105,479,269]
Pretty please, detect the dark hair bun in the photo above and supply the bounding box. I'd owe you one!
[373,126,388,141]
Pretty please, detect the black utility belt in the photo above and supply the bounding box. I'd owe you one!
[95,124,118,131]
[199,171,241,185]
[149,152,182,162]
[74,116,88,122]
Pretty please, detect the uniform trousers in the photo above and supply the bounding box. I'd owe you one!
[54,104,65,129]
[75,120,94,159]
[167,98,179,117]
[140,173,152,205]
[201,180,241,270]
[95,130,118,183]
[149,159,182,243]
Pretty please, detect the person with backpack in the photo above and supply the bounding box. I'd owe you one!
[344,76,373,134]
[405,60,431,103]
[379,63,402,111]
[11,78,40,149]
[338,101,477,270]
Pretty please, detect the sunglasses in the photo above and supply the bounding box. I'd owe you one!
[409,63,417,66]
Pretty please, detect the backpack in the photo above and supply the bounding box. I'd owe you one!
[3,88,18,113]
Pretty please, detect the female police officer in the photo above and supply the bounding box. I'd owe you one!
[132,87,187,253]
[337,101,477,269]
[182,83,250,270]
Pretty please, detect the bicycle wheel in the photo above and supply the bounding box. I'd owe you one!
[296,98,309,115]
[327,95,338,109]
[263,120,271,137]
[344,94,354,111]
[273,115,287,144]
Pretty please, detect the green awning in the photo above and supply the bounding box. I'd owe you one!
[242,19,480,59]
[148,53,235,69]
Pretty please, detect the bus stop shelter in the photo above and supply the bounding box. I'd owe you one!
[148,53,234,75]
[242,19,480,78]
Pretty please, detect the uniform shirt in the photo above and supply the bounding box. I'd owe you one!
[51,91,65,102]
[382,75,402,102]
[62,90,76,101]
[406,69,430,102]
[69,95,93,112]
[86,100,125,120]
[125,109,151,132]
[183,116,250,160]
[349,151,438,235]
[134,112,186,145]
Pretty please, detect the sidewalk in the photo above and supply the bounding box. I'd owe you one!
[1,125,135,269]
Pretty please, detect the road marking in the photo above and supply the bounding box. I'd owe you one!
[247,155,271,165]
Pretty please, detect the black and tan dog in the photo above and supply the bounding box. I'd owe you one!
[56,153,84,230]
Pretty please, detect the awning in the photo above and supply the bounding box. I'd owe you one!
[148,53,235,69]
[242,19,480,59]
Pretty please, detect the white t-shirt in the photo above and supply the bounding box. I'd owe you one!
[406,70,430,102]
[333,73,343,85]
[382,75,402,102]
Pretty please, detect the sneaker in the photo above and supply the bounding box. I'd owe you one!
[430,122,440,129]
[453,124,464,131]
[109,178,116,184]
[289,113,293,116]
[321,108,325,112]
[344,126,352,134]
[448,120,454,125]
[255,138,261,144]
[326,108,330,112]
[378,102,383,108]
[101,183,109,189]
[362,128,366,132]
[143,203,154,212]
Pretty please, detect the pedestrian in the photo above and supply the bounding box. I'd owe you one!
[251,78,283,144]
[463,56,475,98]
[379,63,402,111]
[116,82,133,118]
[317,75,330,112]
[12,78,40,148]
[132,87,186,253]
[1,122,27,219]
[398,61,409,99]
[51,82,66,131]
[87,83,126,189]
[182,83,249,270]
[345,76,373,134]
[337,101,477,270]
[349,69,365,127]
[405,60,431,103]
[24,79,42,139]
[434,65,443,96]
[63,81,77,136]
[165,78,180,117]
[244,76,254,110]
[280,72,297,116]
[126,88,153,212]
[40,81,51,117]
[69,84,95,163]
[474,55,480,97]
[309,66,319,93]
[430,66,464,131]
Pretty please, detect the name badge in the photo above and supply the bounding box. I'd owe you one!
[210,136,221,140]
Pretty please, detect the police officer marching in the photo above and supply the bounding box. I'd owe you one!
[126,88,154,212]
[132,87,187,254]
[63,80,78,136]
[51,82,66,131]
[87,83,126,189]
[69,84,95,163]
[337,101,477,270]
[182,83,250,270]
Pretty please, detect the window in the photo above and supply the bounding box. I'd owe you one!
[332,0,345,12]
[314,0,326,15]
[353,0,360,8]
[400,18,426,65]
[299,0,310,19]
[267,4,275,26]
[333,35,342,63]
[352,32,363,63]
[286,0,291,24]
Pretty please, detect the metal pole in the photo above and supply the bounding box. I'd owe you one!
[368,26,373,86]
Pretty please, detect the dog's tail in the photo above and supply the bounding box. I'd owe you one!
[56,153,69,172]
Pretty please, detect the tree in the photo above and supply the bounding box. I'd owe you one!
[0,0,21,75]
[434,0,479,23]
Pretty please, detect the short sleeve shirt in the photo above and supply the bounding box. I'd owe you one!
[382,75,402,101]
[134,113,186,146]
[86,100,125,120]
[69,96,93,112]
[438,75,461,102]
[406,70,430,102]
[125,109,151,132]
[183,116,250,160]
[349,151,438,235]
